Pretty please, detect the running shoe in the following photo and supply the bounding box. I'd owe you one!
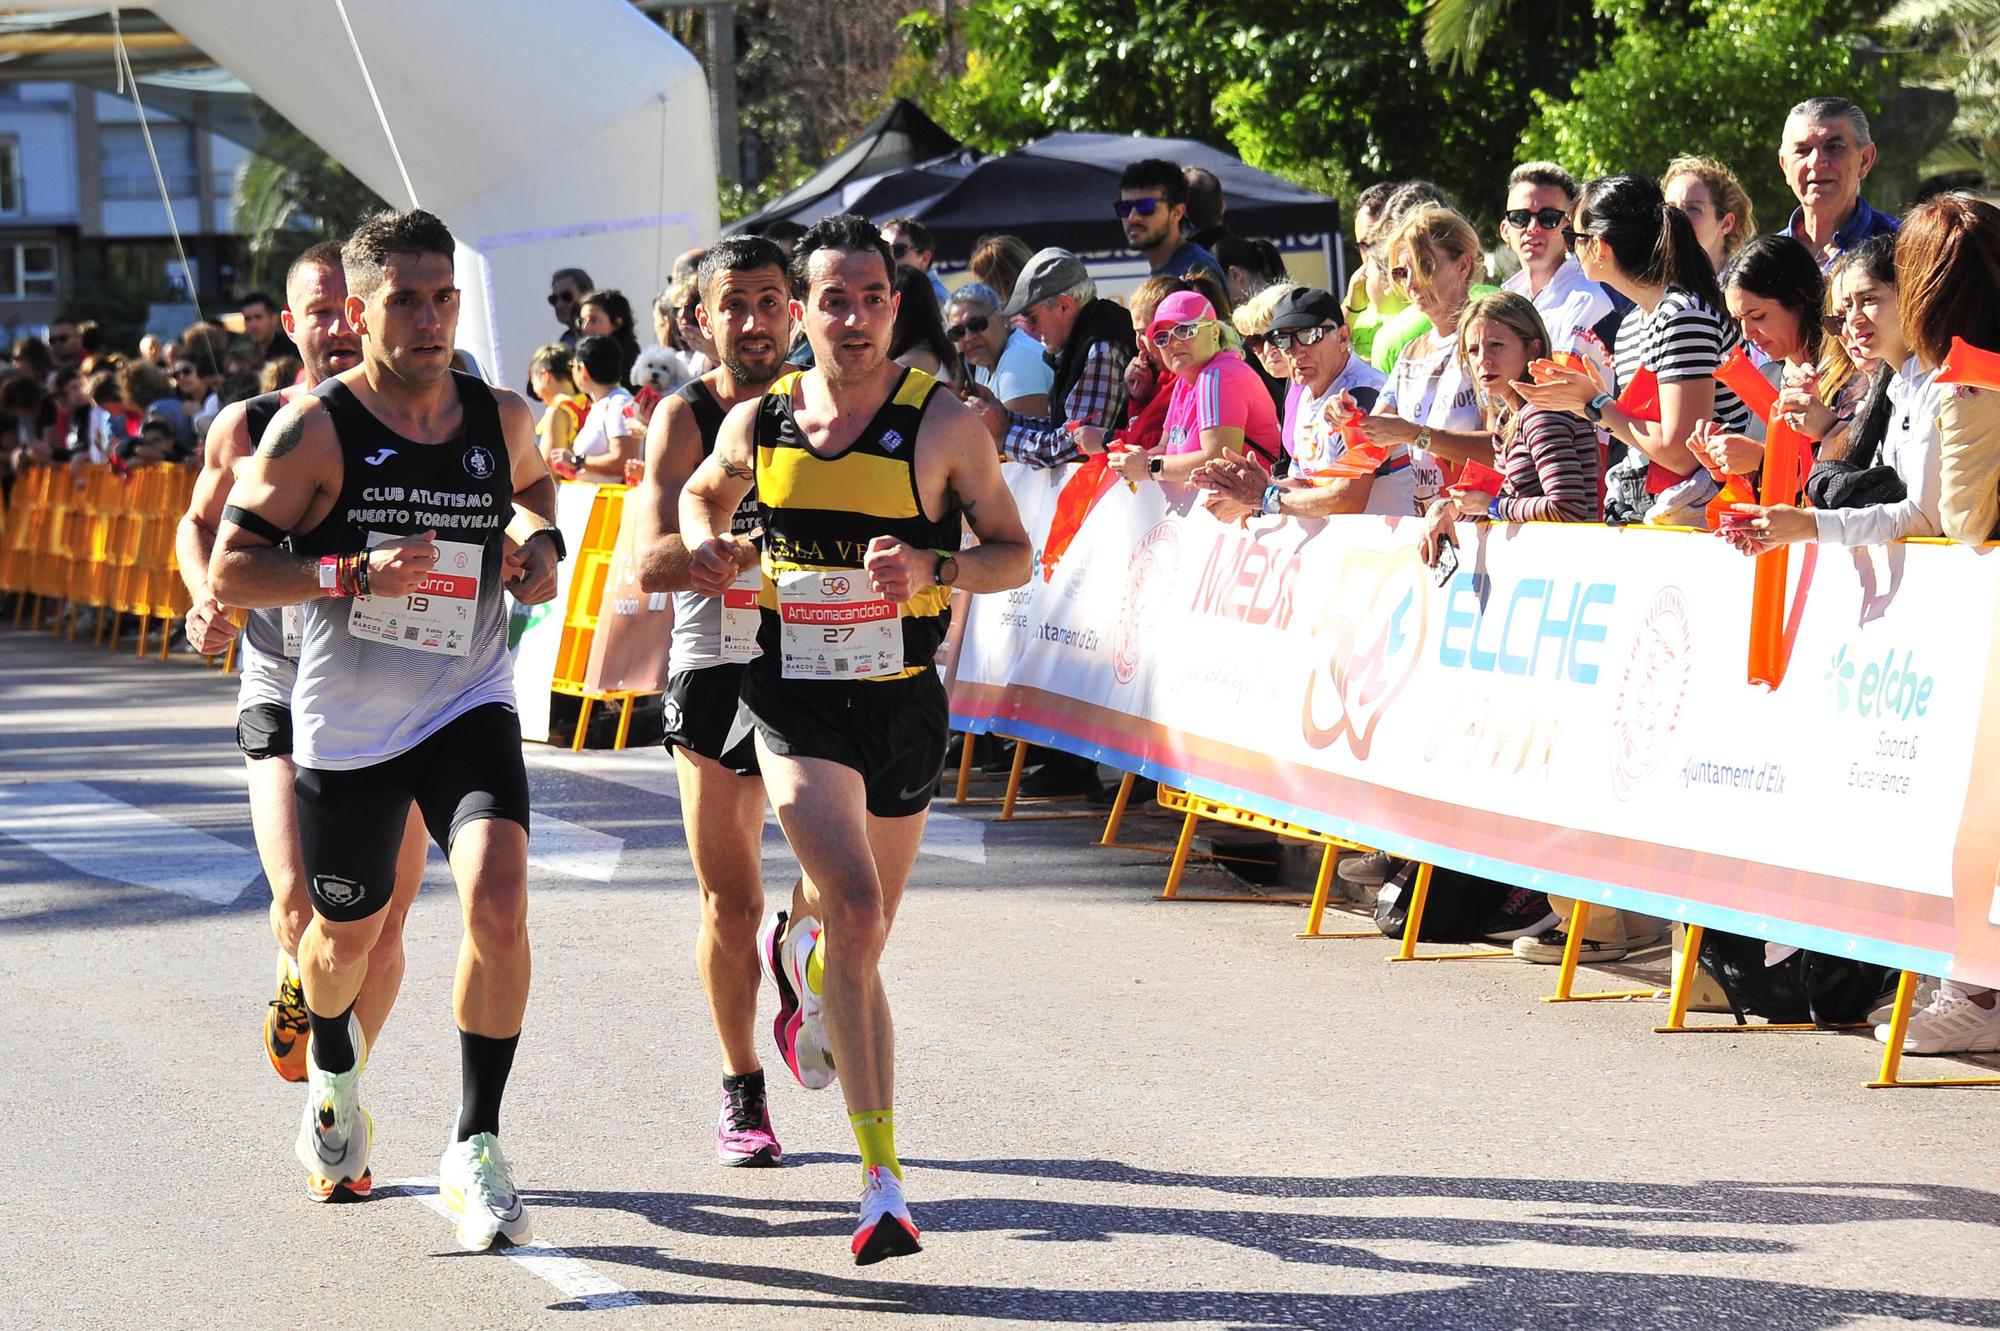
[851,1166,922,1265]
[1513,930,1628,965]
[716,1075,783,1167]
[1877,982,2000,1054]
[439,1130,533,1251]
[265,951,310,1083]
[1868,975,1940,1027]
[760,911,835,1090]
[295,1013,372,1200]
[1475,888,1560,943]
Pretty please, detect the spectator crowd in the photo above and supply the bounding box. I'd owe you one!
[6,94,1998,1059]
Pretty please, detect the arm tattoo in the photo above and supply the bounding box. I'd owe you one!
[950,487,979,524]
[259,413,307,461]
[720,458,754,482]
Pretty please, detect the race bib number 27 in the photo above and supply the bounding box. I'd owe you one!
[775,568,902,680]
[347,532,482,657]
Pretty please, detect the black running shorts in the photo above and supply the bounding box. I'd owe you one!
[293,702,530,922]
[236,702,293,760]
[662,664,759,775]
[730,668,947,819]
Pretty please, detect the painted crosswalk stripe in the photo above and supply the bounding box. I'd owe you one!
[0,779,262,904]
[528,812,625,883]
[390,1177,641,1310]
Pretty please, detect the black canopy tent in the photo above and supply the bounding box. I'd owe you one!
[729,98,966,236]
[885,132,1342,266]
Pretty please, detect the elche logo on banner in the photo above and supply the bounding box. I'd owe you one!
[1825,644,1934,719]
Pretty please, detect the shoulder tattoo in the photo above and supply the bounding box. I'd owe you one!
[259,412,307,461]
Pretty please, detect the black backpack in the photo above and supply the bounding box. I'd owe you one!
[1697,930,1893,1027]
[1374,862,1512,942]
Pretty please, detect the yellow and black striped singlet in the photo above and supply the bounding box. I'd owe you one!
[751,366,961,680]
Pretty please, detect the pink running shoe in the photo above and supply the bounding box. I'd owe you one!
[716,1072,782,1167]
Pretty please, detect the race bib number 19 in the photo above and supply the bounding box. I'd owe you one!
[347,532,482,657]
[775,568,902,680]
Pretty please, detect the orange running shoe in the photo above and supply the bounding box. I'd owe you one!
[265,951,310,1082]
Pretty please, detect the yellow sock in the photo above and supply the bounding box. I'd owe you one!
[850,1110,900,1180]
[805,931,825,995]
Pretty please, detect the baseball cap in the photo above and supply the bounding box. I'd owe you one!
[1265,286,1345,332]
[1144,290,1217,341]
[1000,247,1089,318]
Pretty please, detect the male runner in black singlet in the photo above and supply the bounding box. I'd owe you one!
[177,242,428,1108]
[631,236,799,1165]
[682,214,1032,1263]
[211,209,561,1250]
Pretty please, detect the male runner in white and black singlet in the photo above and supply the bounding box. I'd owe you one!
[177,243,428,1113]
[631,236,797,1166]
[211,209,562,1251]
[682,214,1032,1263]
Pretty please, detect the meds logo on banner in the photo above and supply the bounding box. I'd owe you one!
[1298,545,1428,760]
[1825,644,1934,720]
[1113,521,1182,685]
[1608,586,1692,801]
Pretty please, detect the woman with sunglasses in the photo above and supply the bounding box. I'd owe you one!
[1777,234,1900,456]
[1105,289,1280,487]
[943,282,1047,418]
[1516,174,1753,525]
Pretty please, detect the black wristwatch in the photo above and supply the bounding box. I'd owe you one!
[1148,455,1164,477]
[935,552,959,587]
[526,525,567,562]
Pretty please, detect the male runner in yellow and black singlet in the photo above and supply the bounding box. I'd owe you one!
[682,214,1031,1264]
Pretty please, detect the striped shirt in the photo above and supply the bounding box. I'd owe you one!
[1612,287,1753,435]
[1491,405,1600,523]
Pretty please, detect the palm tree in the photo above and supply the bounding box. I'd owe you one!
[233,111,387,290]
[1885,0,2000,184]
[1422,0,1516,72]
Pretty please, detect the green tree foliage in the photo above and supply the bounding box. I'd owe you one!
[1520,0,1884,232]
[1885,0,2000,184]
[914,0,1612,226]
[233,111,387,291]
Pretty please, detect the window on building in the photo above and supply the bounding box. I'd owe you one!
[98,123,198,201]
[0,243,59,300]
[0,141,19,216]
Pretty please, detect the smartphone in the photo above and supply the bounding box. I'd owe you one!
[1431,539,1460,588]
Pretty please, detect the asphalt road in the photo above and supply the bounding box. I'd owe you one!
[3,622,1999,1331]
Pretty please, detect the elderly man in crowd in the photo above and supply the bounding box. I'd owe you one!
[968,247,1134,470]
[1781,95,1900,270]
[1117,159,1224,284]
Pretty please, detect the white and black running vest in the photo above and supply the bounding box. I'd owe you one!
[234,390,298,711]
[288,370,515,769]
[668,378,761,672]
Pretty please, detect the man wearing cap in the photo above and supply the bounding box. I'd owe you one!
[1195,287,1402,521]
[967,248,1135,469]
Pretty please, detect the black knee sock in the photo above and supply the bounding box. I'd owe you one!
[308,1003,357,1074]
[456,1030,520,1141]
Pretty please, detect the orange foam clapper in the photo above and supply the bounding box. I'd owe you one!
[1616,365,1661,423]
[1935,336,2000,391]
[1713,346,1777,423]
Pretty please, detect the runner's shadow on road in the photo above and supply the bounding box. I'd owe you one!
[529,1168,2000,1329]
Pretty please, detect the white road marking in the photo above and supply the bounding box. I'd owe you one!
[392,1177,642,1310]
[922,809,988,864]
[529,813,625,883]
[0,779,262,904]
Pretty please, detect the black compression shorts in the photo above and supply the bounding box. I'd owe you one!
[236,702,293,760]
[293,702,530,922]
[729,668,947,818]
[662,665,759,775]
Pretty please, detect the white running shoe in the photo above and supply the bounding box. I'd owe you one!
[851,1165,922,1266]
[761,912,836,1090]
[295,1013,372,1200]
[1867,975,1939,1027]
[1876,982,2000,1055]
[440,1130,533,1251]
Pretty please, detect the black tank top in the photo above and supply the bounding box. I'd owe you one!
[749,366,960,680]
[287,370,516,768]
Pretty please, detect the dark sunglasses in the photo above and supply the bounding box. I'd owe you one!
[890,241,913,259]
[945,315,990,342]
[49,332,74,344]
[1114,197,1161,220]
[1822,310,1854,336]
[547,291,577,307]
[1269,324,1337,351]
[172,364,198,377]
[1504,207,1569,231]
[1242,333,1269,354]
